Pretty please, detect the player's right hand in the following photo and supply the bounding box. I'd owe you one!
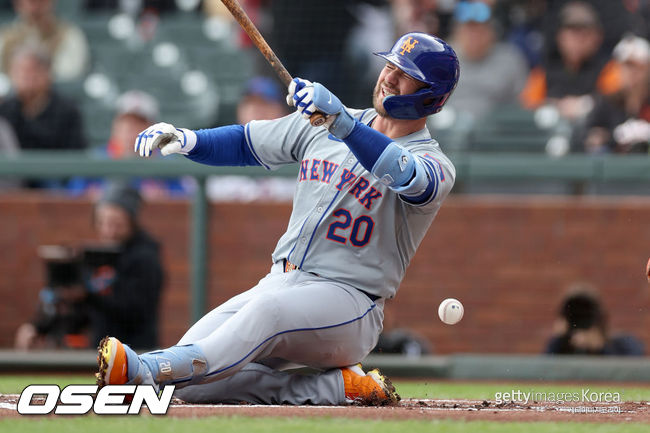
[287,77,355,139]
[134,122,197,157]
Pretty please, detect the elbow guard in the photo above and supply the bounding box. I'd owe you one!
[371,142,414,188]
[371,143,430,196]
[394,157,431,197]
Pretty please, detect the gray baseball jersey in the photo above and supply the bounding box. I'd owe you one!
[245,108,456,299]
[135,108,456,405]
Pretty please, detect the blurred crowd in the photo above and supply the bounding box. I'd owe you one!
[0,1,645,173]
[0,0,646,210]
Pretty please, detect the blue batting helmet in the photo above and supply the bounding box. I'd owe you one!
[374,32,459,119]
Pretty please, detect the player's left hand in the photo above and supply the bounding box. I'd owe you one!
[135,122,196,157]
[286,77,312,108]
[287,78,355,139]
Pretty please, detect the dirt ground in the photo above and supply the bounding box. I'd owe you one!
[1,394,648,423]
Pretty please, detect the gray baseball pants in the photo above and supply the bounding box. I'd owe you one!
[172,262,384,405]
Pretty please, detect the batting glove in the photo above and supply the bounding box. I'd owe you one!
[134,122,197,157]
[287,78,356,139]
[286,77,312,107]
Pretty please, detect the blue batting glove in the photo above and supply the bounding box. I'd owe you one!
[287,78,356,139]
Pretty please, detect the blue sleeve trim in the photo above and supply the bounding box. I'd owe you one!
[400,158,438,205]
[342,121,392,172]
[185,125,262,167]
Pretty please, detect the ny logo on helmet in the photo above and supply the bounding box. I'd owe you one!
[399,37,419,55]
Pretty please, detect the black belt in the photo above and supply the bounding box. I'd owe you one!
[283,259,381,302]
[359,290,381,302]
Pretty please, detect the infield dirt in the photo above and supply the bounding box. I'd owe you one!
[1,394,648,423]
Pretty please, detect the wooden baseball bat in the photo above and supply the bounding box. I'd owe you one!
[220,0,326,127]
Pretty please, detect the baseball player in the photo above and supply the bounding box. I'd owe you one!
[97,32,459,405]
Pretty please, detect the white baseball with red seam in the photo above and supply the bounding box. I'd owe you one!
[438,298,464,325]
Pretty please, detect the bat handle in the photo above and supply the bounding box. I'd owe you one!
[309,112,326,127]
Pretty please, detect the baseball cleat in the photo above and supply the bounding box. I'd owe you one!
[96,336,129,387]
[342,363,400,406]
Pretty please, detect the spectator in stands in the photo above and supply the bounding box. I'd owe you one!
[542,0,646,56]
[580,35,650,154]
[0,43,86,151]
[545,284,645,356]
[86,182,165,349]
[236,76,288,125]
[67,90,192,198]
[445,1,528,122]
[202,0,264,51]
[108,90,192,197]
[496,0,547,69]
[0,0,90,82]
[520,1,621,122]
[390,0,448,39]
[105,90,161,161]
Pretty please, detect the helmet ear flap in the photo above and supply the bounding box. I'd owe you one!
[382,87,438,119]
[414,88,438,115]
[425,94,452,114]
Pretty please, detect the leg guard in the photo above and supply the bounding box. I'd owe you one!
[139,344,209,388]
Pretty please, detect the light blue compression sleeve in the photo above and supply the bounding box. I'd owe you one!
[186,125,261,167]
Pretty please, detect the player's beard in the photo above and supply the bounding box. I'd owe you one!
[372,82,389,117]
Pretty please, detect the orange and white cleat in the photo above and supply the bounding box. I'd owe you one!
[96,336,129,387]
[341,364,400,406]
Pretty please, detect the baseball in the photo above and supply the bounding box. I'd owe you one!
[438,298,464,325]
